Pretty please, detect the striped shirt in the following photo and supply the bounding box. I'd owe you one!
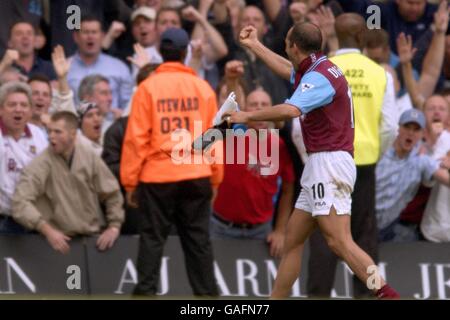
[375,144,439,230]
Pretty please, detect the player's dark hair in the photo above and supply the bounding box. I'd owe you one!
[289,22,323,54]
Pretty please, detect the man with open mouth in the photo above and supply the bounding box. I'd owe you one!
[376,108,450,242]
[0,81,48,234]
[11,111,124,254]
[7,21,56,81]
[76,101,104,156]
[68,15,133,112]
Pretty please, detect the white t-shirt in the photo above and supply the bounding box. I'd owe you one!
[0,123,48,215]
[421,130,450,242]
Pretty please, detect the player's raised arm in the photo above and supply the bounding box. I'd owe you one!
[239,25,292,81]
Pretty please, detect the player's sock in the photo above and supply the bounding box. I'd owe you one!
[376,284,400,299]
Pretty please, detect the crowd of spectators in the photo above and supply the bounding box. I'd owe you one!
[1,0,450,297]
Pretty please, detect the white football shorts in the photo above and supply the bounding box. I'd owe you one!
[295,151,356,216]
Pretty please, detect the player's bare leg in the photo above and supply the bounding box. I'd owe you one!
[271,209,317,299]
[316,206,398,298]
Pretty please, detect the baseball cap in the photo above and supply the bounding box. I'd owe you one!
[160,28,189,50]
[399,109,426,129]
[131,6,156,22]
[77,101,99,122]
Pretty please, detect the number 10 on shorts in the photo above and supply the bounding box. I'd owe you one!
[312,183,325,199]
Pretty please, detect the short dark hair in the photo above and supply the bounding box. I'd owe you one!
[77,14,103,32]
[9,21,36,39]
[288,22,323,54]
[156,7,181,25]
[27,74,51,90]
[335,13,366,50]
[51,111,79,130]
[437,87,450,97]
[160,42,186,62]
[364,29,389,49]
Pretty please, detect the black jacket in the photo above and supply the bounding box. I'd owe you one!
[102,116,128,183]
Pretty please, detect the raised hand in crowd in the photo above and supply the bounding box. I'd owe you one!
[397,32,423,109]
[315,5,338,53]
[210,0,229,24]
[51,45,71,95]
[397,32,416,64]
[96,226,120,251]
[433,0,450,34]
[0,49,27,82]
[0,49,19,72]
[127,43,151,70]
[225,60,244,80]
[224,60,246,107]
[183,4,228,62]
[289,1,308,24]
[181,5,204,23]
[190,38,204,74]
[102,21,126,50]
[198,0,214,16]
[397,0,449,110]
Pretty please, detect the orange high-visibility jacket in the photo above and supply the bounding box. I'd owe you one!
[120,62,223,192]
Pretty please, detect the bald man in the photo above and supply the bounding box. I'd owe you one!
[229,22,400,299]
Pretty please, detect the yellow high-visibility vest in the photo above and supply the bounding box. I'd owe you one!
[330,51,387,165]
